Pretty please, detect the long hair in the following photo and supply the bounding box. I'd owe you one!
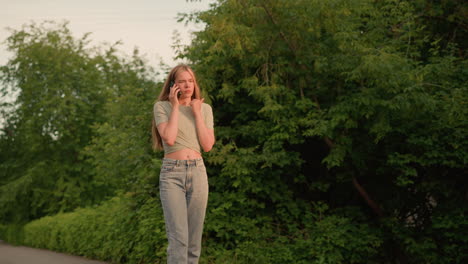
[151,64,202,151]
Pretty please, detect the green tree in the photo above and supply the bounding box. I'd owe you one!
[1,0,466,262]
[1,21,114,223]
[82,48,162,199]
[177,0,467,262]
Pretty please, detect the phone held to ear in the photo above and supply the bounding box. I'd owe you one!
[170,81,181,98]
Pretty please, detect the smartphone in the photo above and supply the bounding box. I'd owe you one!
[170,81,181,98]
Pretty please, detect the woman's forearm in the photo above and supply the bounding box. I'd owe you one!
[160,106,179,146]
[194,112,215,152]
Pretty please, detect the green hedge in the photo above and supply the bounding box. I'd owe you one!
[21,194,167,264]
[5,193,466,263]
[6,193,386,264]
[0,223,24,245]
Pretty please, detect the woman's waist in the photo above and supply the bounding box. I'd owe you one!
[164,148,202,160]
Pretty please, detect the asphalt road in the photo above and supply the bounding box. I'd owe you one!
[0,240,109,264]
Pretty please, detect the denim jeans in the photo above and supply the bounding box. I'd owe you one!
[159,158,209,264]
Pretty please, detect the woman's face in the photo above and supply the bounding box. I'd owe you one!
[174,70,195,99]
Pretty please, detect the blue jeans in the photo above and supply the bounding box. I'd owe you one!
[159,158,209,264]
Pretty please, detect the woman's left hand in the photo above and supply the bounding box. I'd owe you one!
[190,98,204,115]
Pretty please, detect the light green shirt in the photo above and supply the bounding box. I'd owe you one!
[154,100,214,155]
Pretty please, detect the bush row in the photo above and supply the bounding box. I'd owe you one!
[4,194,388,263]
[20,195,167,264]
[3,192,467,263]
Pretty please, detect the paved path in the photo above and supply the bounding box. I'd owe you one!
[0,240,109,264]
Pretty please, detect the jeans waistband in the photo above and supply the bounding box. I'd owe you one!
[162,158,204,167]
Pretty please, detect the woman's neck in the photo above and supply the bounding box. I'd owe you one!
[179,98,191,106]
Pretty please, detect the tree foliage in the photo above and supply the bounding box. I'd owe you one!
[0,21,159,223]
[0,0,467,263]
[179,0,467,262]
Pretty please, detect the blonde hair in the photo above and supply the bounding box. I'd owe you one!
[151,64,202,151]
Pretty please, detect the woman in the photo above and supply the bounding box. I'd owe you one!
[151,64,215,264]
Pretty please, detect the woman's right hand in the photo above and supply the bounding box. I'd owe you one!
[169,83,180,106]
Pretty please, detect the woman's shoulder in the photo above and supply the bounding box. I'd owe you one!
[154,101,171,114]
[202,102,212,110]
[201,103,213,117]
[155,100,170,107]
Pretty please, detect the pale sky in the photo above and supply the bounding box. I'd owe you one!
[0,0,216,73]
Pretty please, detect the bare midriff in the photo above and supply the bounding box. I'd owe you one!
[165,148,202,160]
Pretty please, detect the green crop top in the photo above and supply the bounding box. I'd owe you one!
[153,100,214,155]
